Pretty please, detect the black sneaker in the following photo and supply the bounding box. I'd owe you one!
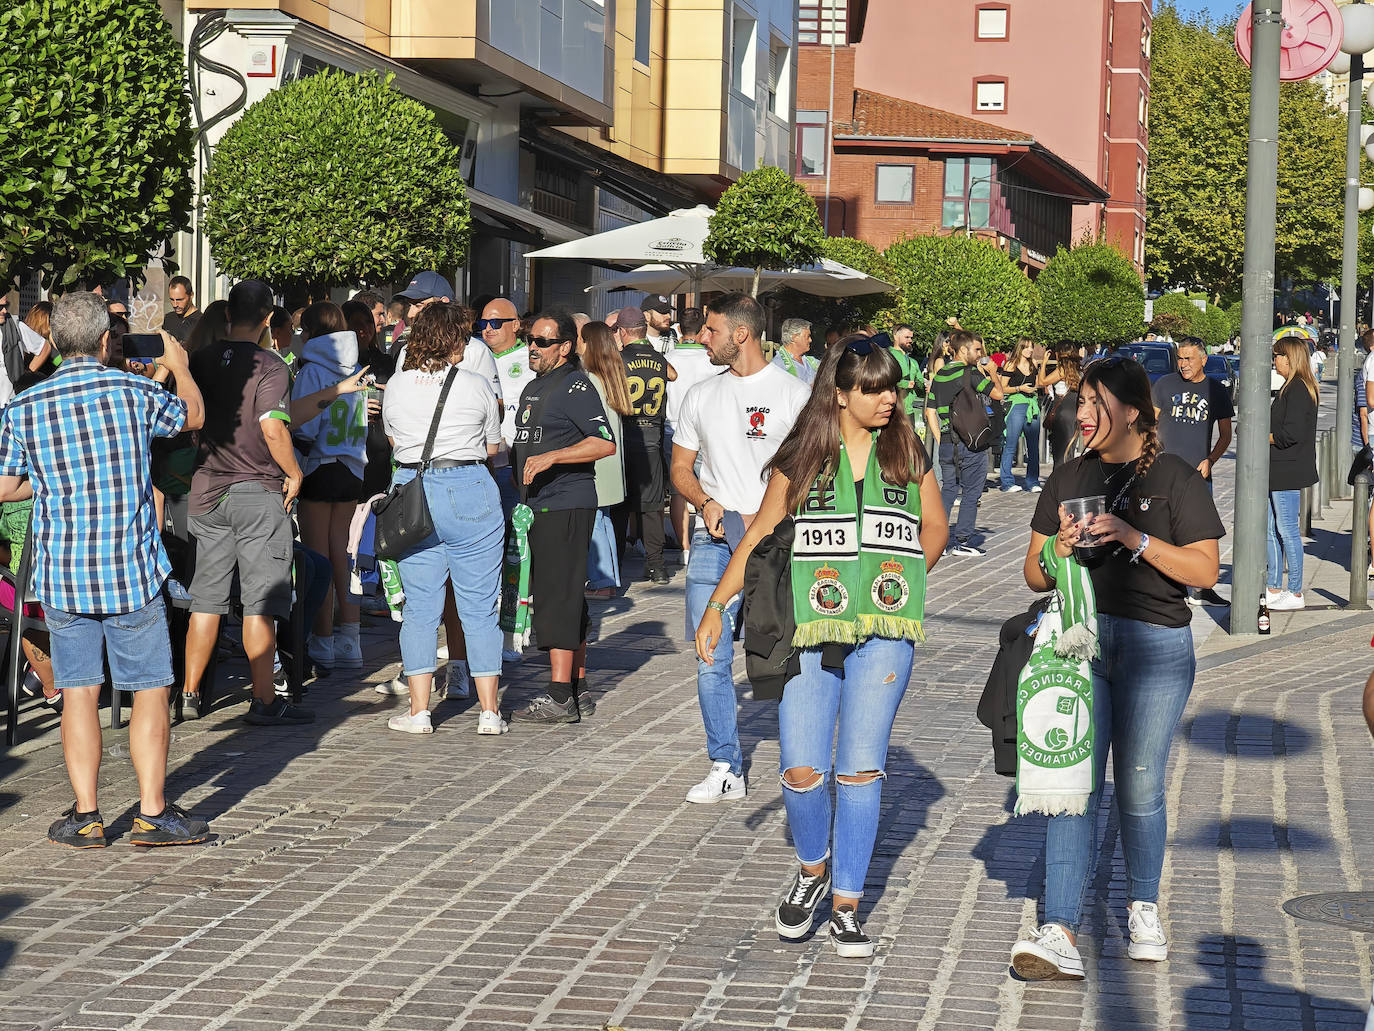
[48,805,107,849]
[948,542,985,557]
[272,670,306,698]
[244,697,315,726]
[131,802,211,847]
[828,908,874,958]
[510,693,580,725]
[1198,587,1230,607]
[647,567,670,585]
[178,692,202,721]
[775,867,831,939]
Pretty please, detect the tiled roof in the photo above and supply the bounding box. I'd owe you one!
[847,88,1035,143]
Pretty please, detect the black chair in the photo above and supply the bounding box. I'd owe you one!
[2,520,49,747]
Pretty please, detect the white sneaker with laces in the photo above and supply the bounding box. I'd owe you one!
[375,676,409,696]
[685,761,746,804]
[333,630,363,670]
[1010,923,1084,980]
[477,710,509,735]
[448,660,473,699]
[307,633,334,670]
[1126,901,1168,961]
[1030,484,1043,493]
[1269,590,1305,611]
[388,710,432,734]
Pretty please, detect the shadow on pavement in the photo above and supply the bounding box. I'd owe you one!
[1185,935,1368,1030]
[972,786,1045,904]
[1178,815,1331,855]
[1180,708,1316,757]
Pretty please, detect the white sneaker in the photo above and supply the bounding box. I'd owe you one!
[436,643,450,662]
[685,761,746,804]
[1030,484,1043,493]
[1265,586,1284,604]
[477,710,509,735]
[1010,923,1084,980]
[448,660,472,699]
[1126,901,1168,962]
[307,633,334,670]
[333,631,363,670]
[375,676,409,696]
[388,710,432,734]
[1268,590,1305,611]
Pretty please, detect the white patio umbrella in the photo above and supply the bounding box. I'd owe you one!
[583,257,894,299]
[526,204,713,270]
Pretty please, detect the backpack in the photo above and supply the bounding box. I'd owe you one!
[950,368,993,452]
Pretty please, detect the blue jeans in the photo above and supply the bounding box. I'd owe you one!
[778,637,913,899]
[46,595,174,693]
[587,507,621,589]
[939,437,987,545]
[394,466,504,677]
[1266,489,1303,593]
[685,531,743,775]
[1043,614,1195,933]
[1000,403,1040,490]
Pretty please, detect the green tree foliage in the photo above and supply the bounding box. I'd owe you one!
[203,71,470,288]
[769,236,896,337]
[883,234,1038,352]
[1036,243,1145,345]
[1150,292,1203,338]
[704,166,826,296]
[1145,6,1346,296]
[1199,302,1232,348]
[0,0,194,287]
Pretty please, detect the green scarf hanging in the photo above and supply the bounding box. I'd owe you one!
[789,436,926,646]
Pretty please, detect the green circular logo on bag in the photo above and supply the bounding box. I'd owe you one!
[1017,654,1092,766]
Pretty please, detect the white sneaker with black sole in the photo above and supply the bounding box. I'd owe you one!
[1010,923,1084,980]
[1126,901,1168,961]
[685,761,746,803]
[775,867,831,939]
[827,908,874,958]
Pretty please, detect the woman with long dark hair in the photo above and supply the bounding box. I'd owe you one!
[694,334,948,958]
[1039,345,1084,465]
[578,321,631,596]
[1266,335,1319,611]
[997,337,1041,492]
[1011,357,1223,980]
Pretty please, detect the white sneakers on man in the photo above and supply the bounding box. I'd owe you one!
[685,761,746,804]
[1010,924,1084,980]
[1126,901,1168,961]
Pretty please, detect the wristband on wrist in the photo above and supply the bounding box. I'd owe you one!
[706,600,727,614]
[1130,532,1150,564]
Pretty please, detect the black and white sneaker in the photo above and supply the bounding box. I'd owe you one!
[948,542,985,557]
[775,867,831,939]
[827,908,874,958]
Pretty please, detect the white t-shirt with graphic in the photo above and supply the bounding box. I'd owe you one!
[672,362,809,514]
[492,342,533,446]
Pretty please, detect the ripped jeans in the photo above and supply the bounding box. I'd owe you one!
[777,637,914,899]
[1043,613,1195,933]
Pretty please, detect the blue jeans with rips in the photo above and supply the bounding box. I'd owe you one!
[685,531,743,776]
[777,637,914,899]
[1043,614,1195,933]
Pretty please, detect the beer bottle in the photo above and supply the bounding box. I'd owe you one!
[1258,596,1271,635]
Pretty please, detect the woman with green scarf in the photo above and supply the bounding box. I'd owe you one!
[694,333,948,959]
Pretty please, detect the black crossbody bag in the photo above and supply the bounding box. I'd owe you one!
[372,366,459,560]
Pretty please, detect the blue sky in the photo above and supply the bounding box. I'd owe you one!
[1171,1,1245,25]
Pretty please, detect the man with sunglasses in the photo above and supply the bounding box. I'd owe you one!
[510,311,616,725]
[479,297,530,513]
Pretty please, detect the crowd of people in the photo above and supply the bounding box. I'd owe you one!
[9,276,1341,975]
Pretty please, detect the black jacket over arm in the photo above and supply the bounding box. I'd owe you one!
[1268,383,1318,491]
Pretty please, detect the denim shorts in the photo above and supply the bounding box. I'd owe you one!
[46,595,174,692]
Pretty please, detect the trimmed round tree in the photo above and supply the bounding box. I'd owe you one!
[1036,243,1144,346]
[203,70,470,288]
[882,234,1038,352]
[704,166,825,297]
[0,0,194,287]
[1149,292,1203,339]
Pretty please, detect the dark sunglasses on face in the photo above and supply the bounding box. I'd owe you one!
[529,336,567,350]
[475,317,516,332]
[844,332,895,356]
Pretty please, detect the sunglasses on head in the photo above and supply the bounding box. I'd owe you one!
[844,332,895,356]
[529,335,567,350]
[475,317,516,332]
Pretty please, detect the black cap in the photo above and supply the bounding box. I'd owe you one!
[641,294,673,315]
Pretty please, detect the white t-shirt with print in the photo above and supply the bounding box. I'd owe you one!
[491,342,533,446]
[672,362,809,514]
[382,367,501,466]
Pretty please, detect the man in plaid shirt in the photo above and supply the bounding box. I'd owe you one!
[0,291,210,848]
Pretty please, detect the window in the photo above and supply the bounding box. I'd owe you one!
[1138,88,1147,126]
[975,5,1009,40]
[769,42,791,116]
[941,157,995,228]
[876,165,914,204]
[732,15,756,93]
[1142,24,1151,59]
[798,0,847,45]
[635,0,650,65]
[1136,158,1144,196]
[797,110,828,177]
[974,79,1006,112]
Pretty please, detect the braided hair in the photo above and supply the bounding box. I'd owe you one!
[1080,355,1160,483]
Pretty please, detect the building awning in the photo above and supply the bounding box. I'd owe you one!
[467,188,584,247]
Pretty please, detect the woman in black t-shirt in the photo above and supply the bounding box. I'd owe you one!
[1009,357,1224,982]
[996,338,1041,492]
[1038,345,1083,465]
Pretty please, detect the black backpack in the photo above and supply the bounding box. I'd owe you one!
[950,368,993,452]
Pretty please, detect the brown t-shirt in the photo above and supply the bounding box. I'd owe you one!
[188,340,292,515]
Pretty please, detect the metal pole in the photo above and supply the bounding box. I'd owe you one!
[1233,2,1283,634]
[1352,472,1371,608]
[1338,52,1364,501]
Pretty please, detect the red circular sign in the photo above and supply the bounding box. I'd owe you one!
[1235,0,1343,82]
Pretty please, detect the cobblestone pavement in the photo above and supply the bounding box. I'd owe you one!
[0,445,1372,1030]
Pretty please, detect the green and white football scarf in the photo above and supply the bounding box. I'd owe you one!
[789,436,926,646]
[1014,539,1098,816]
[499,503,534,645]
[777,348,817,379]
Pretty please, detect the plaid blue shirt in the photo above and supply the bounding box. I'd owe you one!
[0,358,187,613]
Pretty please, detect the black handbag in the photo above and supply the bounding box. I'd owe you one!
[372,366,460,560]
[1349,444,1372,486]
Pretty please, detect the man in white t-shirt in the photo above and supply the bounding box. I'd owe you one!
[671,293,809,804]
[480,297,531,512]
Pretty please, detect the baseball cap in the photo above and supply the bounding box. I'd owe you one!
[641,294,673,315]
[614,306,646,329]
[397,270,453,302]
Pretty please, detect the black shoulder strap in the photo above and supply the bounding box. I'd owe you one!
[419,366,461,469]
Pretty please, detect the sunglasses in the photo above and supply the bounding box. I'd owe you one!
[529,336,567,350]
[844,332,895,356]
[475,317,516,332]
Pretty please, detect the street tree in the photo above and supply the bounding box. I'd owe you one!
[1036,243,1145,346]
[703,166,826,297]
[203,70,470,289]
[882,234,1038,352]
[0,0,194,288]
